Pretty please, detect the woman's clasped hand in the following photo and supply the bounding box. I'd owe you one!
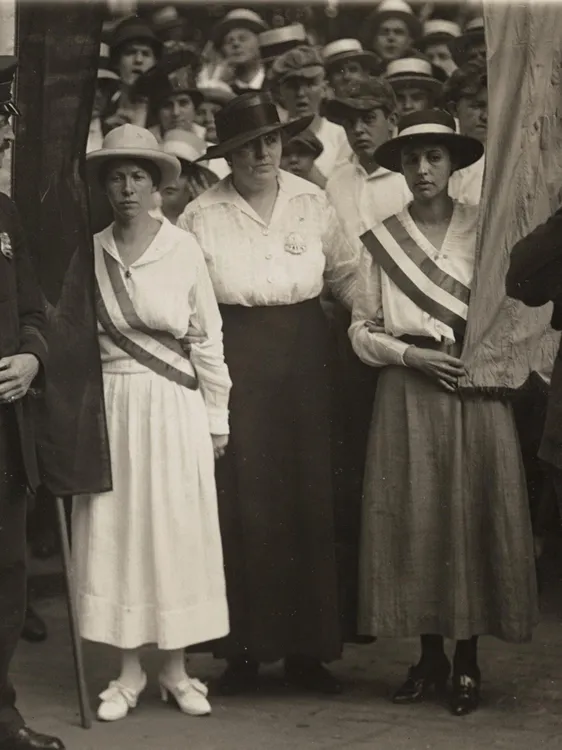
[403,345,466,392]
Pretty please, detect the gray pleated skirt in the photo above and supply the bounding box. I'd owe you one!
[358,365,539,643]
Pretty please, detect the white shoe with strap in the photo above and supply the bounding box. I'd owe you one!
[97,672,148,722]
[158,673,211,716]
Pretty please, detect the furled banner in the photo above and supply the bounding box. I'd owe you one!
[460,1,561,392]
[13,1,112,495]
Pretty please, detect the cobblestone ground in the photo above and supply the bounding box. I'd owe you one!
[13,538,562,750]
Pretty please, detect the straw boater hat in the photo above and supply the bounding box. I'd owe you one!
[259,24,308,64]
[108,16,163,61]
[364,0,422,42]
[374,108,483,173]
[162,129,208,166]
[323,78,397,126]
[199,90,313,161]
[448,17,485,66]
[197,80,236,106]
[385,55,446,97]
[418,19,461,53]
[211,9,269,48]
[322,39,382,75]
[87,124,181,188]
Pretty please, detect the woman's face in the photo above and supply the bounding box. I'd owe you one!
[104,160,157,220]
[425,42,457,77]
[117,42,157,86]
[230,131,282,188]
[401,142,453,201]
[196,101,221,143]
[158,93,196,134]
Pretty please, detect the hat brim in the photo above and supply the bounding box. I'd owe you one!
[86,148,181,188]
[111,34,163,59]
[387,75,443,98]
[198,115,314,161]
[197,85,236,105]
[367,10,423,41]
[325,51,383,74]
[323,97,385,125]
[418,32,458,51]
[374,131,483,173]
[448,31,485,66]
[212,18,269,47]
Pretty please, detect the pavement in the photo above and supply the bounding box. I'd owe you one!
[13,535,562,750]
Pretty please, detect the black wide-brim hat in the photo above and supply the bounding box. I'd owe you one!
[199,91,313,161]
[374,108,483,173]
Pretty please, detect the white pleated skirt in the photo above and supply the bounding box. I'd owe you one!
[72,368,229,650]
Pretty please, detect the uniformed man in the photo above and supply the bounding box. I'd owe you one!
[0,57,64,750]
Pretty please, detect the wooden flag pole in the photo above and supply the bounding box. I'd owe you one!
[55,496,92,729]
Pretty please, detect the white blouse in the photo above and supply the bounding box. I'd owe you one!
[349,201,479,368]
[177,170,358,309]
[95,219,232,434]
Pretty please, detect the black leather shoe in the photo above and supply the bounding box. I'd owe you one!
[284,657,343,695]
[21,606,47,643]
[393,658,450,704]
[0,726,65,750]
[217,659,259,695]
[450,673,480,716]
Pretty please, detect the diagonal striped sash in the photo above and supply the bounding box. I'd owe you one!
[360,213,470,338]
[95,249,198,390]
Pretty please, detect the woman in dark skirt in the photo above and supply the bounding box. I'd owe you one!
[178,91,357,695]
[350,109,538,716]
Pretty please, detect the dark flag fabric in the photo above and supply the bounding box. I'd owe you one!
[13,1,112,495]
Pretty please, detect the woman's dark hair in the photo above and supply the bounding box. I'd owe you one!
[99,157,162,189]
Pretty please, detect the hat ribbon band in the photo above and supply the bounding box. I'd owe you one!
[398,123,456,138]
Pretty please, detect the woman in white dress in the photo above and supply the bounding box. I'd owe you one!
[73,124,231,722]
[350,109,537,716]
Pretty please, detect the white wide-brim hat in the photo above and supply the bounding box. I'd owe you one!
[162,129,207,165]
[86,124,181,188]
[374,108,483,173]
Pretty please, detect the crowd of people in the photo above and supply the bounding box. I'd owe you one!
[0,2,558,750]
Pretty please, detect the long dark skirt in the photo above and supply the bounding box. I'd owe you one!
[327,299,378,642]
[214,298,342,663]
[359,365,539,643]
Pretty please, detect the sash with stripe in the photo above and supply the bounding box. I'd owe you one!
[360,213,471,338]
[95,249,198,391]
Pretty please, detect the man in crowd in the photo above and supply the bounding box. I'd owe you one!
[449,17,486,68]
[322,39,382,97]
[212,8,269,94]
[0,57,64,750]
[364,0,421,64]
[444,61,487,205]
[269,44,348,183]
[385,53,445,117]
[105,15,162,129]
[417,18,460,78]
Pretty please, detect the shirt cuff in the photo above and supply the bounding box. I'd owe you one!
[207,406,230,436]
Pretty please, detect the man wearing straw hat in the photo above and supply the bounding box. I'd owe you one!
[417,18,461,78]
[385,54,446,118]
[259,23,308,72]
[0,57,64,750]
[363,0,422,64]
[211,9,269,95]
[322,39,383,98]
[448,17,486,68]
